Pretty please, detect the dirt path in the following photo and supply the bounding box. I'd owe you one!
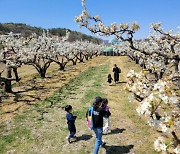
[101,57,159,154]
[0,56,159,154]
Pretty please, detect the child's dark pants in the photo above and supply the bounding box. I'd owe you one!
[68,123,76,138]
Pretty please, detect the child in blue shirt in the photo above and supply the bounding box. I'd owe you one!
[65,105,77,143]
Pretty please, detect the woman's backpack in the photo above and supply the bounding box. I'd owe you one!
[87,106,94,130]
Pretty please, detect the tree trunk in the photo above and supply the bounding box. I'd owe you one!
[79,53,84,62]
[85,55,89,61]
[40,69,46,78]
[154,72,159,80]
[7,67,12,78]
[13,67,20,82]
[59,63,67,71]
[71,59,77,65]
[4,67,13,92]
[4,80,12,93]
[135,58,139,64]
[149,69,152,73]
[174,59,179,73]
[0,77,13,93]
[143,64,146,69]
[171,131,180,147]
[159,71,164,79]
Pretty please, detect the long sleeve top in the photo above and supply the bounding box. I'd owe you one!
[103,106,111,118]
[66,113,76,125]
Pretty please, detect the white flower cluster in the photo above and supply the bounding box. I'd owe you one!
[126,70,151,99]
[154,137,180,153]
[0,31,105,77]
[108,24,180,77]
[75,0,140,38]
[126,69,180,153]
[154,137,167,152]
[151,22,162,30]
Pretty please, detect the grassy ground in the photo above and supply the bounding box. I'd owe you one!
[0,56,159,154]
[0,57,106,120]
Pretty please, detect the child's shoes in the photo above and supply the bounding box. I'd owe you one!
[66,136,71,143]
[68,137,71,143]
[107,130,111,133]
[103,130,111,135]
[103,131,108,135]
[101,140,106,147]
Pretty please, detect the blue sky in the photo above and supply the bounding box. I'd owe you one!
[0,0,180,40]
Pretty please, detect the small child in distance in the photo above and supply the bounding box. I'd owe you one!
[107,74,113,85]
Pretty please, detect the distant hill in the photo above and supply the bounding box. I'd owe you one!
[0,23,103,44]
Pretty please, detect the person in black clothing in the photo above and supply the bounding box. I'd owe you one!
[65,105,77,143]
[107,74,113,85]
[113,64,121,83]
[91,96,106,154]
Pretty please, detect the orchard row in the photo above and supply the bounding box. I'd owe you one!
[75,0,179,153]
[0,31,104,93]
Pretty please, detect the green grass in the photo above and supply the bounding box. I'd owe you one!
[76,65,108,119]
[41,65,108,108]
[0,63,109,153]
[0,126,32,153]
[0,109,3,115]
[14,114,27,123]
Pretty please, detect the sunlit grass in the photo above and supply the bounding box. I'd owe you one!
[0,63,108,153]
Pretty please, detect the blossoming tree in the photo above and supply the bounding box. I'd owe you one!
[75,0,180,153]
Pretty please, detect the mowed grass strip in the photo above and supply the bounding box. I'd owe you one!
[103,56,158,154]
[0,63,109,154]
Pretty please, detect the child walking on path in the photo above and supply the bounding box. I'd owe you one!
[107,74,113,85]
[65,105,77,143]
[102,98,111,134]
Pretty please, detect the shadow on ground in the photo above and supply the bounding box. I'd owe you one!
[104,144,134,154]
[75,134,93,142]
[110,128,126,135]
[117,81,127,84]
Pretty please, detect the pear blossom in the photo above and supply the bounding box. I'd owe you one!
[154,137,165,152]
[173,147,180,154]
[131,22,140,31]
[148,119,162,128]
[160,123,171,134]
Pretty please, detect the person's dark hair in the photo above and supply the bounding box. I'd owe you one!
[102,98,108,104]
[65,105,72,112]
[93,96,102,109]
[114,64,117,67]
[108,74,111,78]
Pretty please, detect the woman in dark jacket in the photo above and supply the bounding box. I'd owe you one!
[113,64,121,83]
[92,96,106,154]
